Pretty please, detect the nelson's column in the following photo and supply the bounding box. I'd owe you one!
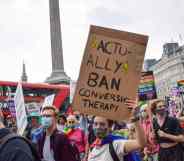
[46,0,70,84]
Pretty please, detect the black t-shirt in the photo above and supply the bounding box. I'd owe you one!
[88,124,96,145]
[153,116,183,144]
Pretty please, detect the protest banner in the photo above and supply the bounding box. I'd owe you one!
[8,99,16,117]
[0,88,14,117]
[14,82,28,135]
[72,25,148,121]
[138,71,157,101]
[0,101,11,117]
[26,102,41,115]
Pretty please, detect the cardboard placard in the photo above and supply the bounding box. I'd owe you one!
[72,25,148,121]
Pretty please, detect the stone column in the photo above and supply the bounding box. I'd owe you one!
[46,0,70,84]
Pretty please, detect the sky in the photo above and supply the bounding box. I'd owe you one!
[0,0,184,83]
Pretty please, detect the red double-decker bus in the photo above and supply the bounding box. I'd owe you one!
[0,81,70,117]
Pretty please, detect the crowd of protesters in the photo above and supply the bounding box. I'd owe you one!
[0,98,184,161]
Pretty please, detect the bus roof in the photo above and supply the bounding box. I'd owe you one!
[0,80,69,90]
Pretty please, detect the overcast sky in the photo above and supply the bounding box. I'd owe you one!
[0,0,184,83]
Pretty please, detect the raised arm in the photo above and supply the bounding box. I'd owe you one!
[124,99,146,153]
[124,120,146,153]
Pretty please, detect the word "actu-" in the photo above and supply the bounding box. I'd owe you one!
[90,36,132,57]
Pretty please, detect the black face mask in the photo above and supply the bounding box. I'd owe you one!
[155,109,167,116]
[93,128,108,139]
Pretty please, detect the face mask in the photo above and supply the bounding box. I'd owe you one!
[68,125,76,129]
[41,117,53,129]
[156,109,167,116]
[93,128,108,139]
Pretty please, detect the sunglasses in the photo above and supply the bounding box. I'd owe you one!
[68,120,75,124]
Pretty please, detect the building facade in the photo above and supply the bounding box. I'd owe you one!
[149,43,184,99]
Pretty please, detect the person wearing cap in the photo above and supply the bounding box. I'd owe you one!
[63,115,87,160]
[30,113,43,145]
[151,99,184,161]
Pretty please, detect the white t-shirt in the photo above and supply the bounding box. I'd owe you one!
[43,135,55,161]
[57,124,64,131]
[88,140,126,161]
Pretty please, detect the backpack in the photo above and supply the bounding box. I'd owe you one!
[0,133,41,161]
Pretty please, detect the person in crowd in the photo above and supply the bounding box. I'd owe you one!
[151,99,184,161]
[63,115,87,160]
[26,112,43,145]
[174,105,184,129]
[84,116,96,161]
[37,105,78,161]
[0,109,36,161]
[73,111,81,122]
[140,104,159,161]
[73,111,88,134]
[87,98,146,161]
[79,114,89,134]
[57,114,67,131]
[5,115,13,128]
[87,116,96,145]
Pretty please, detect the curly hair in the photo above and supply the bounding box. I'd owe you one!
[151,99,165,115]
